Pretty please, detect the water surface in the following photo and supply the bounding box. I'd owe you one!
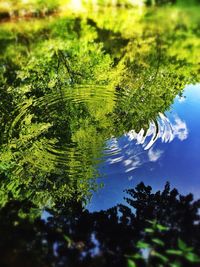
[0,2,200,266]
[88,84,200,211]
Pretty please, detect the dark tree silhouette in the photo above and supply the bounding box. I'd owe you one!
[0,182,199,267]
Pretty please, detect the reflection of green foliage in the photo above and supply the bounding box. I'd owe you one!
[0,0,60,16]
[127,220,200,266]
[83,5,200,132]
[0,4,200,208]
[0,16,119,207]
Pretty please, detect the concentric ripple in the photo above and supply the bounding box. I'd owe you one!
[125,112,187,151]
[6,85,116,175]
[104,112,188,170]
[5,83,188,179]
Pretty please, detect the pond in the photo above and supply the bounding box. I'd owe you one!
[0,1,200,267]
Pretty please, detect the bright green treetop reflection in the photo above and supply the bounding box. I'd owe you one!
[0,1,200,208]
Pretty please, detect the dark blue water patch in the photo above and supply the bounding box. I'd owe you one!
[88,84,200,212]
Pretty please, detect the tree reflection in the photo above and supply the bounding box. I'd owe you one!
[0,4,200,207]
[0,182,199,267]
[0,3,200,266]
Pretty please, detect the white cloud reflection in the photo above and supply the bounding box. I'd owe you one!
[148,148,163,162]
[125,113,188,151]
[124,155,142,173]
[105,113,188,177]
[172,116,188,141]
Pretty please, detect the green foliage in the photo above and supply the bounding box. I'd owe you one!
[126,220,200,266]
[0,0,60,17]
[0,3,199,209]
[127,259,137,267]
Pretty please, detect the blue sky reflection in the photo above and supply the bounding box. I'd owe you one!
[88,84,200,212]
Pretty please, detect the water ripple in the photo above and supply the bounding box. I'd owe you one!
[104,112,188,173]
[6,85,116,174]
[6,85,188,178]
[125,112,188,151]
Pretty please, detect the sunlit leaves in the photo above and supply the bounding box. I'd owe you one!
[127,219,200,266]
[0,3,200,210]
[127,259,137,267]
[152,238,165,247]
